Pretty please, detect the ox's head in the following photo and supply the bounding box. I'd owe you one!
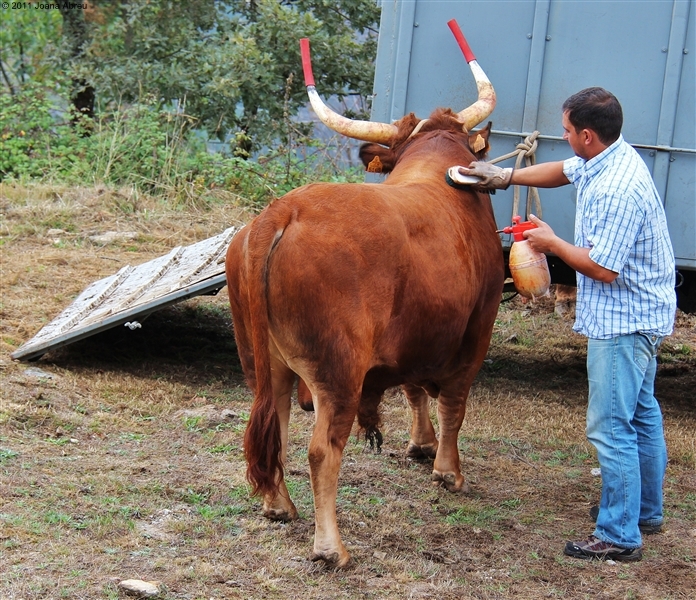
[300,28,495,175]
[358,115,492,174]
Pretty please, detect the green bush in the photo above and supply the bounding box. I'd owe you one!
[0,87,365,210]
[0,85,85,180]
[190,147,365,212]
[74,96,198,193]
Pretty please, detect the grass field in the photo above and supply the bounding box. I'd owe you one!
[1,183,694,599]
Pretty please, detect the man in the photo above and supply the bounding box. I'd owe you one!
[450,87,676,562]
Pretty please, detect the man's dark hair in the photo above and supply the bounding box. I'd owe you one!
[562,87,623,145]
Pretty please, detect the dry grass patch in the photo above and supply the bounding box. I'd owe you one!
[1,183,695,599]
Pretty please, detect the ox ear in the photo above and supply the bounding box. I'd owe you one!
[359,143,397,174]
[468,121,492,160]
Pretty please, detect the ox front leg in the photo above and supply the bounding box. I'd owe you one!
[307,396,358,569]
[263,364,299,522]
[402,384,438,459]
[432,391,470,494]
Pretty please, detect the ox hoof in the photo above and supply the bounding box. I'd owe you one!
[406,441,438,460]
[262,506,299,522]
[310,550,352,569]
[431,471,470,494]
[297,398,315,412]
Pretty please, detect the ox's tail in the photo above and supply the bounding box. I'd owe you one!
[243,218,285,499]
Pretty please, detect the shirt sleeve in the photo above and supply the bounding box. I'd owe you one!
[586,191,644,274]
[563,157,584,185]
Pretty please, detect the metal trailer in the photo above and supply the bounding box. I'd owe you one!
[370,0,695,311]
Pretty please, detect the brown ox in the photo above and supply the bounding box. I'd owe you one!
[225,29,504,567]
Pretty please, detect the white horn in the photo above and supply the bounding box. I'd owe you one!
[447,20,496,130]
[301,39,398,144]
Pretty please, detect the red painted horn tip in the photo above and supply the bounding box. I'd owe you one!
[447,19,476,63]
[299,38,315,87]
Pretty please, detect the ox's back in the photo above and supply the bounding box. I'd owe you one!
[228,129,503,420]
[274,131,504,342]
[272,188,497,369]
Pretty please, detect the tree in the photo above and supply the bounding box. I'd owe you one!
[0,7,63,95]
[58,3,96,122]
[51,0,380,152]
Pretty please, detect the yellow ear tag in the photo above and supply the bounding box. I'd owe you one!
[366,156,383,173]
[472,134,486,153]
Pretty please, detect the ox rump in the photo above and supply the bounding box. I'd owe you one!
[225,22,504,568]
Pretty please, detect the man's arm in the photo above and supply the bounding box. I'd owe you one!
[510,161,570,188]
[524,215,618,283]
[454,160,571,190]
[458,160,616,280]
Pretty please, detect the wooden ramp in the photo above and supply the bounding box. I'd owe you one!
[11,227,240,361]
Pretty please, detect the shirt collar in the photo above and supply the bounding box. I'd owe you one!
[583,134,624,176]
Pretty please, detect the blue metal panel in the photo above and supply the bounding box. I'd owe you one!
[540,2,671,144]
[371,0,417,122]
[673,1,695,152]
[522,0,551,132]
[372,0,695,269]
[665,0,696,269]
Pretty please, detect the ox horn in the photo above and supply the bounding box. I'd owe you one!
[447,20,496,131]
[300,38,398,145]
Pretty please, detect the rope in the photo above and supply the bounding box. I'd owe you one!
[488,131,542,220]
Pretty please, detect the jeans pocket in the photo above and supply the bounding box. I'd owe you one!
[634,333,661,372]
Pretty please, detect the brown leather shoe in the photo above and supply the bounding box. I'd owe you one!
[564,535,642,562]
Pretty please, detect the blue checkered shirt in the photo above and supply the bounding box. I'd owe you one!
[563,135,676,339]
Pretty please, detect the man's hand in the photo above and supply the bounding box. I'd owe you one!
[457,162,513,190]
[523,214,557,253]
[524,214,618,283]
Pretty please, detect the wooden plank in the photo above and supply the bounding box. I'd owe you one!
[11,226,240,361]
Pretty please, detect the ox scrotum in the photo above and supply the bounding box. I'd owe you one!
[225,38,504,568]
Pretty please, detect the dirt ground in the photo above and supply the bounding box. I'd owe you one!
[1,184,695,599]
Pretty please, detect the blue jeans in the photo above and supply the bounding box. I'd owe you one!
[586,333,667,549]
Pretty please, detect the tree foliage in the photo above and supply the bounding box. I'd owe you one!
[0,6,63,94]
[0,0,380,153]
[0,83,365,208]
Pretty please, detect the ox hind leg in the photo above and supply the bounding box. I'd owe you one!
[431,384,472,493]
[261,358,299,522]
[307,384,362,568]
[431,336,493,492]
[403,383,439,459]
